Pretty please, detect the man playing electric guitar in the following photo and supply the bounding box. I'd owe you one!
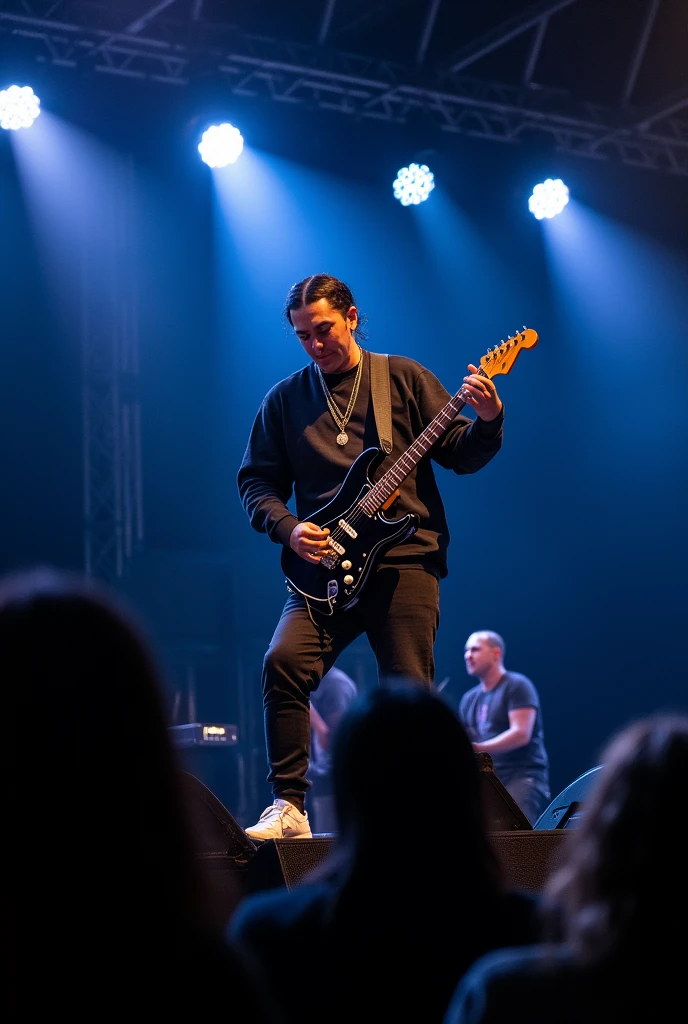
[238,273,505,841]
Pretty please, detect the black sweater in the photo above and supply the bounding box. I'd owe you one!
[237,349,503,579]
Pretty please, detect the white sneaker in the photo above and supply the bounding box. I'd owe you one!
[245,799,312,841]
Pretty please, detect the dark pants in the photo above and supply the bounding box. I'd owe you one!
[502,773,551,826]
[261,567,440,811]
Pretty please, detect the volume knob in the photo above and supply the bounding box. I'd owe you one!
[341,560,352,570]
[343,574,354,585]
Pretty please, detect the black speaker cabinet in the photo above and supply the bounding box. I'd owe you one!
[180,758,563,914]
[475,752,532,831]
[178,771,257,918]
[248,836,335,893]
[489,830,569,891]
[247,830,570,895]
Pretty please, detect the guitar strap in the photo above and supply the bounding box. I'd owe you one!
[368,351,393,455]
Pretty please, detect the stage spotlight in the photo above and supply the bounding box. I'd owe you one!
[528,178,569,220]
[198,122,244,168]
[0,84,41,130]
[393,163,435,206]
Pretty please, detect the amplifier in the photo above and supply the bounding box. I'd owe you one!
[168,723,238,748]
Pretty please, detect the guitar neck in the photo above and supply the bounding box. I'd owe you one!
[362,368,490,513]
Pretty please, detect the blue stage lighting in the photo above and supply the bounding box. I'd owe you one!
[393,163,435,206]
[528,178,569,219]
[0,85,41,130]
[198,122,244,168]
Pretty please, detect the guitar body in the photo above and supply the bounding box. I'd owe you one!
[280,447,420,613]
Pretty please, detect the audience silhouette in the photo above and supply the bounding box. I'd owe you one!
[229,680,540,1023]
[443,713,688,1023]
[21,564,679,1024]
[3,567,281,1020]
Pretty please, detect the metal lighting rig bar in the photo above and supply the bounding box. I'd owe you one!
[1,6,686,175]
[81,155,143,585]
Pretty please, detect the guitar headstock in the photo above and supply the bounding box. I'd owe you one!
[479,327,538,379]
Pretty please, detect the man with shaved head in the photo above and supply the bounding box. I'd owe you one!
[460,630,550,824]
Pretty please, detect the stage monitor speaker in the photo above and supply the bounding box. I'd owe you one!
[489,830,569,891]
[248,830,570,896]
[178,770,256,860]
[475,753,532,831]
[178,771,257,917]
[534,764,604,830]
[249,836,335,893]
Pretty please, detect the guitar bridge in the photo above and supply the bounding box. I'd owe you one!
[321,552,339,570]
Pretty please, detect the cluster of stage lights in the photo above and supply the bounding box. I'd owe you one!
[0,84,40,130]
[393,162,436,206]
[392,162,569,219]
[527,178,570,219]
[1,86,570,219]
[197,122,244,168]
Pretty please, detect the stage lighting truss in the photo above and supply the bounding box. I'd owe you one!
[0,84,40,130]
[198,122,244,168]
[393,163,435,206]
[528,178,570,220]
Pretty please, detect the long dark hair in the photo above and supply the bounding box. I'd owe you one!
[284,273,369,340]
[325,682,501,891]
[2,567,210,941]
[543,713,688,968]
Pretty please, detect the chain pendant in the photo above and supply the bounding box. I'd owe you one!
[316,349,363,448]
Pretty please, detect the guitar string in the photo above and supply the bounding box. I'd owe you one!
[323,389,469,553]
[315,335,528,594]
[323,365,495,554]
[312,329,531,606]
[363,365,496,513]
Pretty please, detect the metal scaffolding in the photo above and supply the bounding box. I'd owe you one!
[1,2,686,175]
[81,155,143,583]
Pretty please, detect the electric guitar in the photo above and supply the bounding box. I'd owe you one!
[282,327,538,613]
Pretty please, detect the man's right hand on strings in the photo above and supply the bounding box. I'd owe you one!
[290,522,331,563]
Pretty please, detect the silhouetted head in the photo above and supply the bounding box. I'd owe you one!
[2,567,203,934]
[545,713,688,966]
[330,680,500,886]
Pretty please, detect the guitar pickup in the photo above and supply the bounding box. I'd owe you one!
[338,519,357,539]
[329,538,346,555]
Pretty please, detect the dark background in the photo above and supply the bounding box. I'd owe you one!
[2,0,687,824]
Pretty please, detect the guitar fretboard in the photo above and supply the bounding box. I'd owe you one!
[361,367,491,515]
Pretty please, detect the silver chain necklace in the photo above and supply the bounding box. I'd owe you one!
[315,348,363,446]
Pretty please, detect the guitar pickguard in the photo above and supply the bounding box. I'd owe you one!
[280,448,418,612]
